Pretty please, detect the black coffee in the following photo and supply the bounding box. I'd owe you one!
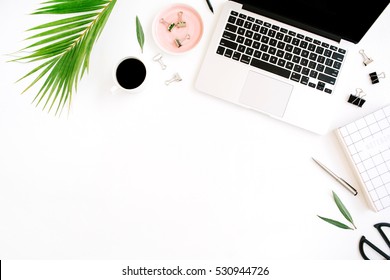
[116,58,146,90]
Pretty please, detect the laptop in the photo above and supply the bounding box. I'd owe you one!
[195,0,389,134]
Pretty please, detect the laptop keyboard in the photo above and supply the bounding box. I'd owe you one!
[216,10,346,94]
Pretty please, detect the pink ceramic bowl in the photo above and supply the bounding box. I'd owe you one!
[152,3,203,55]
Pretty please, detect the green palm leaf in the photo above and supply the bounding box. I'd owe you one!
[12,0,117,114]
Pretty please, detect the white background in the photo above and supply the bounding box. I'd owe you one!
[1,0,390,260]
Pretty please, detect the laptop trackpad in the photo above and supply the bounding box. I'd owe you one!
[239,71,293,118]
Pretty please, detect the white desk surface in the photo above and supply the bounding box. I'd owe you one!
[1,0,390,260]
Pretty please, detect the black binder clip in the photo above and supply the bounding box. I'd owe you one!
[369,72,385,84]
[348,88,366,107]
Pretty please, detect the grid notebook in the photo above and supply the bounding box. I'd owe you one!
[336,105,390,212]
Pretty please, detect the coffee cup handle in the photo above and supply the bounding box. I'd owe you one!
[110,85,119,95]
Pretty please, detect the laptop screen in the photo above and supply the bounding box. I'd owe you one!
[238,0,389,43]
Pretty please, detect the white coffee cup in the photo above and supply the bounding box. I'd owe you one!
[111,56,147,94]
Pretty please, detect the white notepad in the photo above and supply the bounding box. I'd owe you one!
[336,105,390,212]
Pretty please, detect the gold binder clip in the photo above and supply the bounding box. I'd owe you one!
[153,53,167,70]
[176,11,186,28]
[160,18,176,32]
[359,49,373,66]
[174,34,190,48]
[165,73,182,85]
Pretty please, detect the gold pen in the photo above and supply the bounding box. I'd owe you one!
[312,157,358,196]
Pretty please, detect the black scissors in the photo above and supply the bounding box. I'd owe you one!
[359,223,390,260]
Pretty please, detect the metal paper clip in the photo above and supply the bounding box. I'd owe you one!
[160,18,176,32]
[153,53,167,70]
[176,11,186,28]
[165,73,182,85]
[369,72,385,84]
[359,49,373,66]
[348,88,366,107]
[174,34,190,48]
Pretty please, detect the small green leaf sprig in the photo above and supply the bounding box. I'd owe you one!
[318,191,357,230]
[136,16,144,53]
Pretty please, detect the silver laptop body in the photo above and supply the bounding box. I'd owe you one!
[195,0,389,134]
